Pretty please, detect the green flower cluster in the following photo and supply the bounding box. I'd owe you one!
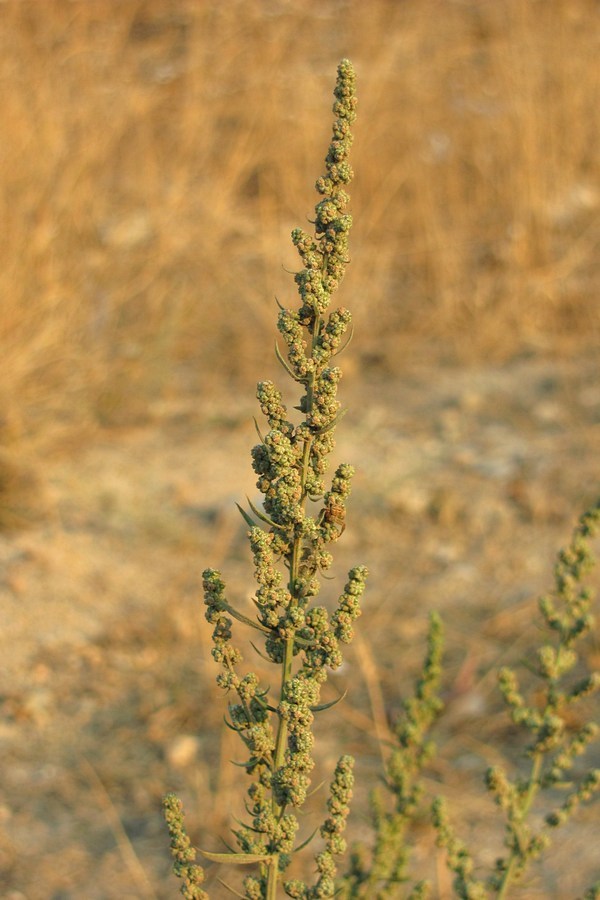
[284,756,355,899]
[164,60,366,899]
[163,794,208,900]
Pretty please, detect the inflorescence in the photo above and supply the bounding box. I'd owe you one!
[165,60,366,900]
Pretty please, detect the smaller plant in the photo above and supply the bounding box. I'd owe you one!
[340,611,443,900]
[432,501,600,899]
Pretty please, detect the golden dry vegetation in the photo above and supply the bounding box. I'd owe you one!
[1,1,600,898]
[2,0,598,450]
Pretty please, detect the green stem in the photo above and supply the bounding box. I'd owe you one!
[266,310,324,898]
[266,856,280,900]
[496,753,543,900]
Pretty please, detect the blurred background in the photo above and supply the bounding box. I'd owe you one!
[1,1,599,898]
[2,0,598,448]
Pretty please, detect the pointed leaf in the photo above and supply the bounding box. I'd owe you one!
[232,817,263,835]
[251,683,275,709]
[311,690,348,713]
[253,417,265,443]
[306,780,326,799]
[200,849,273,865]
[223,716,241,733]
[250,641,276,665]
[223,601,271,635]
[217,877,248,898]
[221,837,237,853]
[332,322,354,357]
[230,757,258,769]
[293,825,320,853]
[247,496,285,531]
[275,340,303,382]
[313,408,347,437]
[236,502,257,529]
[232,815,260,833]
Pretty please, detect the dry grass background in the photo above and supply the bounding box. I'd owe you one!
[1,1,600,898]
[1,0,598,453]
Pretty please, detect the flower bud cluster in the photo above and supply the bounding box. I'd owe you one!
[311,755,355,897]
[432,798,488,899]
[546,769,600,828]
[273,671,323,809]
[540,502,600,645]
[485,765,517,814]
[304,431,335,500]
[257,380,293,434]
[250,527,292,630]
[308,367,342,431]
[252,429,304,528]
[284,758,355,899]
[318,463,355,544]
[229,693,275,769]
[301,605,343,671]
[278,308,313,380]
[163,794,208,899]
[537,644,578,681]
[290,566,367,673]
[331,566,368,644]
[544,722,599,787]
[312,307,352,368]
[202,568,242,676]
[293,59,355,326]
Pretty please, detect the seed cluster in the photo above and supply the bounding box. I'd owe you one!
[163,794,208,900]
[165,60,366,899]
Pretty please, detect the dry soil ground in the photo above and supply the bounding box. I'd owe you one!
[1,351,600,899]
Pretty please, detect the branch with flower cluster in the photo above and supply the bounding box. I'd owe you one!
[165,60,366,900]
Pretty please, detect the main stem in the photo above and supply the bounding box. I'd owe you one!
[266,313,322,898]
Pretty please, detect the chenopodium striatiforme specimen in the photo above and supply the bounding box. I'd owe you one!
[164,60,367,900]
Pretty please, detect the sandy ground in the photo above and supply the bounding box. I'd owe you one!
[1,352,600,899]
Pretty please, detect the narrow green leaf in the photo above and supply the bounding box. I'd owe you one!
[223,716,241,733]
[217,877,248,898]
[311,690,348,713]
[306,780,326,799]
[313,408,347,436]
[250,640,277,665]
[200,849,273,865]
[332,322,354,356]
[247,496,286,531]
[236,502,257,529]
[223,601,271,635]
[229,757,258,769]
[275,340,304,383]
[293,825,319,853]
[253,417,265,442]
